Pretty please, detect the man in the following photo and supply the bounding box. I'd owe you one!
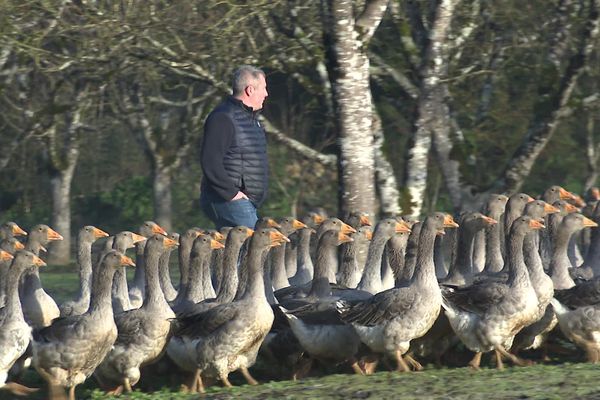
[199,66,269,229]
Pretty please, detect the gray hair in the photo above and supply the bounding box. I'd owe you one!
[232,65,265,96]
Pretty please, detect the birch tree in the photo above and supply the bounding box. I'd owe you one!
[321,0,389,217]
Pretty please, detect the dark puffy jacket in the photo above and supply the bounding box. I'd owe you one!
[202,97,268,206]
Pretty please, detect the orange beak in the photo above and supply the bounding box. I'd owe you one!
[482,215,498,225]
[12,224,27,236]
[14,241,25,251]
[120,255,136,267]
[93,227,110,239]
[152,224,168,236]
[338,232,353,243]
[564,203,579,213]
[266,218,281,229]
[359,215,372,227]
[32,254,46,267]
[211,231,226,242]
[269,230,289,246]
[559,187,576,201]
[526,195,535,203]
[0,250,13,262]
[395,221,411,233]
[47,228,64,241]
[583,217,599,228]
[543,203,560,215]
[529,218,546,230]
[163,237,179,248]
[313,214,325,225]
[246,228,254,238]
[341,223,357,235]
[443,214,459,228]
[210,239,225,250]
[132,233,147,244]
[365,230,373,240]
[292,219,308,230]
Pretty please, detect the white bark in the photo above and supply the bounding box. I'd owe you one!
[404,0,459,217]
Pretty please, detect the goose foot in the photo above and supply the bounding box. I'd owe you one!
[240,367,259,385]
[395,350,411,373]
[496,346,533,367]
[3,382,39,396]
[105,386,123,395]
[359,355,379,375]
[468,352,482,370]
[404,354,424,371]
[221,374,233,388]
[350,358,364,375]
[584,345,600,363]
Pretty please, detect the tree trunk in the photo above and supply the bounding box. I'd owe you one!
[324,0,388,218]
[404,0,459,217]
[373,108,401,215]
[153,166,173,232]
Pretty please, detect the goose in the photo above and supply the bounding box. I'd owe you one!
[270,217,307,291]
[285,212,324,282]
[170,228,204,312]
[404,221,423,280]
[0,222,27,240]
[32,250,135,400]
[59,226,109,317]
[0,238,25,307]
[570,201,600,280]
[199,230,226,300]
[94,234,179,394]
[479,194,509,274]
[128,221,168,309]
[166,234,231,389]
[338,226,373,288]
[539,186,577,268]
[441,216,543,370]
[441,212,497,286]
[551,213,598,290]
[274,219,357,302]
[357,219,412,294]
[21,224,64,328]
[0,250,45,397]
[501,193,534,257]
[175,228,288,392]
[339,213,459,372]
[159,232,180,302]
[278,230,364,373]
[109,231,148,313]
[212,226,232,294]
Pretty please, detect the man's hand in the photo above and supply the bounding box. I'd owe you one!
[231,191,249,201]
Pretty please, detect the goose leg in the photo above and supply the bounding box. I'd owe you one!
[404,354,424,371]
[494,349,504,370]
[496,346,532,367]
[196,370,206,394]
[360,354,379,375]
[468,352,482,370]
[68,385,76,400]
[395,350,411,372]
[240,367,259,385]
[221,374,233,387]
[124,377,133,393]
[350,358,364,375]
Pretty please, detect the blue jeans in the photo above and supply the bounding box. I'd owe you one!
[201,197,258,230]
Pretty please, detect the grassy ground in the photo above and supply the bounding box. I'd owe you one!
[10,269,600,400]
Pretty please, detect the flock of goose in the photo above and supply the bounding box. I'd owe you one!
[2,185,600,399]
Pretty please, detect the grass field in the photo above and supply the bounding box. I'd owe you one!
[8,268,600,400]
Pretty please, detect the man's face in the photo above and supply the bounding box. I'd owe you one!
[246,74,268,110]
